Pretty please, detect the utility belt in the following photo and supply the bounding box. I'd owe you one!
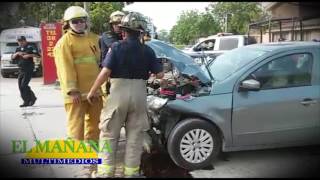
[110,74,147,80]
[105,76,146,95]
[19,63,34,71]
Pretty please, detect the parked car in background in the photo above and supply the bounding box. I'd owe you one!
[183,33,257,65]
[0,26,42,78]
[146,41,320,170]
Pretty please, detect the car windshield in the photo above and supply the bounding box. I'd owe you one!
[2,42,39,55]
[3,42,19,54]
[209,47,267,82]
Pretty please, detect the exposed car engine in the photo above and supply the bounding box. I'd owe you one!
[147,58,212,101]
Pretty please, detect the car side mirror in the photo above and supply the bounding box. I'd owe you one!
[239,79,260,91]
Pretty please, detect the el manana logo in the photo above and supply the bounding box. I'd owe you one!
[12,139,112,164]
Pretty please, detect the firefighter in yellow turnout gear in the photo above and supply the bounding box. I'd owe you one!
[53,6,102,142]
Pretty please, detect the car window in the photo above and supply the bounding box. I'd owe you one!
[210,47,267,82]
[219,38,238,50]
[196,39,215,51]
[3,42,19,54]
[251,53,313,90]
[3,42,38,54]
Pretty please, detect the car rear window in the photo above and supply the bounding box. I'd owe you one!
[219,38,239,50]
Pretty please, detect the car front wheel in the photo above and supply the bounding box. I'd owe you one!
[167,118,222,170]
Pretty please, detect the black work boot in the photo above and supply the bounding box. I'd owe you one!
[29,97,37,106]
[20,102,29,107]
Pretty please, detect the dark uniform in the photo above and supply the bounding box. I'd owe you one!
[102,36,162,79]
[13,42,39,106]
[99,31,122,95]
[99,31,122,65]
[97,36,162,176]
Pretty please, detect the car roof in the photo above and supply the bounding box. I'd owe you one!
[205,34,246,40]
[244,41,320,52]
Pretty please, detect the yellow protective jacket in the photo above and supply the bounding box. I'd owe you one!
[53,30,101,104]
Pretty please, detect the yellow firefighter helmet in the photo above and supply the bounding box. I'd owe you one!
[109,10,125,24]
[63,6,89,22]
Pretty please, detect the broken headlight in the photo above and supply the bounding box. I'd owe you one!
[147,95,169,110]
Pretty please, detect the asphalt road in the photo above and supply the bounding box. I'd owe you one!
[0,76,319,178]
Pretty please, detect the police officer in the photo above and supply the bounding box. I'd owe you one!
[11,36,39,107]
[87,12,164,178]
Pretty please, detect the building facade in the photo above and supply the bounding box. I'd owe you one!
[250,2,320,43]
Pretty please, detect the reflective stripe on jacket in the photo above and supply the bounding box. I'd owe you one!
[53,30,101,104]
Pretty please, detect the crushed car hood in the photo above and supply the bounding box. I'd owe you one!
[145,39,211,84]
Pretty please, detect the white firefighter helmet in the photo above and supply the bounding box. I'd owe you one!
[109,10,125,24]
[119,12,148,32]
[63,6,89,22]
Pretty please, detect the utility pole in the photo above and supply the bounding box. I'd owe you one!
[84,2,91,31]
[83,2,91,14]
[225,13,232,33]
[47,2,50,22]
[225,14,228,32]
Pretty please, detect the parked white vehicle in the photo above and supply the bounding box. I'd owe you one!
[0,26,42,78]
[183,33,257,64]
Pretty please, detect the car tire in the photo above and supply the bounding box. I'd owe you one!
[167,118,221,170]
[1,71,10,78]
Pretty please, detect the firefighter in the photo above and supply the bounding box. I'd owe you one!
[100,10,125,65]
[100,10,153,155]
[11,36,39,107]
[53,5,102,148]
[99,10,125,105]
[143,31,152,41]
[87,12,164,178]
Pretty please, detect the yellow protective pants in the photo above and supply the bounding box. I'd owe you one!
[97,79,149,177]
[64,97,103,141]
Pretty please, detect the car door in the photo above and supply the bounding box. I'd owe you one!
[232,48,320,147]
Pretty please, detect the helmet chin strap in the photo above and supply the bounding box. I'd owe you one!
[69,22,88,35]
[71,29,88,36]
[140,32,145,45]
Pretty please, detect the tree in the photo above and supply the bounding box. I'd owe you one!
[0,2,76,29]
[169,10,221,45]
[207,2,266,34]
[0,2,124,34]
[89,2,124,34]
[157,29,170,42]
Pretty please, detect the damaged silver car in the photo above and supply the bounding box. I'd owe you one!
[145,40,320,170]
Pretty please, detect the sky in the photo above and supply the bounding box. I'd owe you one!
[123,2,212,32]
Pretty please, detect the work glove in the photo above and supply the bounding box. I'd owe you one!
[142,131,152,154]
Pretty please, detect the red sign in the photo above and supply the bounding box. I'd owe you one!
[40,23,63,85]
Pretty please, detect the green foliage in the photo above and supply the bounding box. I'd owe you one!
[173,44,187,50]
[89,2,124,34]
[169,10,221,45]
[208,2,265,34]
[157,29,170,42]
[0,2,124,34]
[22,2,75,24]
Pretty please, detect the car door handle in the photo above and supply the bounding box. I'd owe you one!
[300,98,318,106]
